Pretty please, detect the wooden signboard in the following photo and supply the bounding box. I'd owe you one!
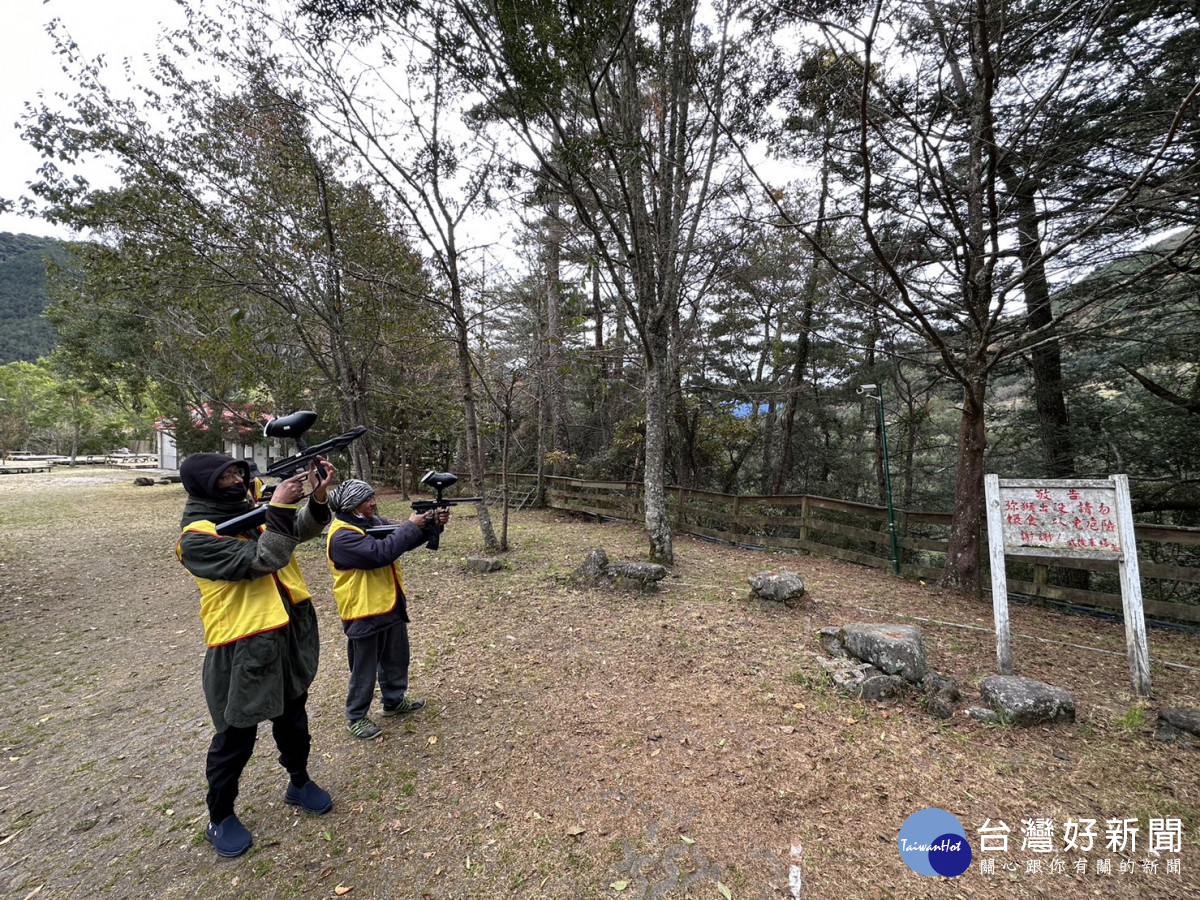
[983,475,1151,696]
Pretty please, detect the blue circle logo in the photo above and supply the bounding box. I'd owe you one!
[898,808,972,877]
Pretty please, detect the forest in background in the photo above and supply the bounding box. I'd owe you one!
[1,0,1196,590]
[0,232,58,363]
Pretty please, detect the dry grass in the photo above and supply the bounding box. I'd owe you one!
[1,468,1199,899]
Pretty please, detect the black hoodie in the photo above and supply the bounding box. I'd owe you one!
[177,453,330,582]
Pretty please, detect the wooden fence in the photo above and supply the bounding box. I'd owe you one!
[478,473,1200,626]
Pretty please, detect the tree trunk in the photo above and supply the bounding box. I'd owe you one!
[449,281,498,552]
[940,376,987,594]
[545,195,571,471]
[1014,181,1075,479]
[643,328,674,565]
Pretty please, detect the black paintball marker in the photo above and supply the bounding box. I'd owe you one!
[215,411,367,537]
[365,470,481,550]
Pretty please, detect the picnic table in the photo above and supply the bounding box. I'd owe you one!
[0,459,54,474]
[105,453,159,469]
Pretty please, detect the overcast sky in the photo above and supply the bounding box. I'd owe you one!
[1,0,186,238]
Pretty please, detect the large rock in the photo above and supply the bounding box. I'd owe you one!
[817,626,850,658]
[979,675,1076,727]
[570,548,668,592]
[923,673,962,720]
[1155,708,1200,749]
[607,561,669,591]
[747,569,807,608]
[837,624,928,683]
[573,548,609,580]
[814,655,912,702]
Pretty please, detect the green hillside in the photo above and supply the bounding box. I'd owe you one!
[0,231,63,364]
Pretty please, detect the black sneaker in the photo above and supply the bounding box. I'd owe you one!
[380,696,426,717]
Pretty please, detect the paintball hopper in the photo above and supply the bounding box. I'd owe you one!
[421,471,459,493]
[265,410,319,446]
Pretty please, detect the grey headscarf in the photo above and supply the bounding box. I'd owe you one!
[328,478,375,514]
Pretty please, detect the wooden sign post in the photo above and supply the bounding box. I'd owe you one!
[983,474,1152,696]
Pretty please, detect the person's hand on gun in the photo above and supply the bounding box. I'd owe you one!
[269,457,336,506]
[270,471,309,505]
[307,456,336,504]
[409,507,451,529]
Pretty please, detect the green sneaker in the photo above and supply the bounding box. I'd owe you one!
[380,696,426,717]
[347,716,382,740]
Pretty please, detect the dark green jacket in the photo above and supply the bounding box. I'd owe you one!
[179,492,330,731]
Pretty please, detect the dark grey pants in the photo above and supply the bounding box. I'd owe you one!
[345,622,410,722]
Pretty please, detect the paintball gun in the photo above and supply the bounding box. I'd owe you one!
[215,411,367,537]
[365,470,481,550]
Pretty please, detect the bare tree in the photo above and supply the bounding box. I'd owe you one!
[279,1,503,548]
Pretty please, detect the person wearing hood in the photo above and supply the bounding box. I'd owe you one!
[177,452,336,859]
[325,479,449,740]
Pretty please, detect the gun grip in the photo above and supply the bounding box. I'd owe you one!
[427,522,442,551]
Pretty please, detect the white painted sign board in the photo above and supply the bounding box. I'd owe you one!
[984,474,1151,696]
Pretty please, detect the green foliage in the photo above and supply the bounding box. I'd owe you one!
[0,359,147,455]
[0,232,64,364]
[23,15,446,472]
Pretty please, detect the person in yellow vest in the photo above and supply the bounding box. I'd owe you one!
[177,452,336,858]
[326,479,449,740]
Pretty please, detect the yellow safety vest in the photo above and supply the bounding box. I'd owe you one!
[326,519,403,621]
[178,520,313,647]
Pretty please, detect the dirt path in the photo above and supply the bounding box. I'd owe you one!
[1,468,1199,899]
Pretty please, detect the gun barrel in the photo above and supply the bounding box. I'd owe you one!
[365,524,404,539]
[411,497,483,511]
[264,425,368,478]
[214,505,268,537]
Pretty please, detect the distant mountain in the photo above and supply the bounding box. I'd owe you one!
[0,232,64,364]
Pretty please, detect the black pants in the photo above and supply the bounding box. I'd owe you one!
[205,691,311,822]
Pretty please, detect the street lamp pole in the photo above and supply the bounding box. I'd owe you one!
[858,384,900,575]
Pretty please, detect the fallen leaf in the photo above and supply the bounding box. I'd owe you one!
[717,882,733,900]
[779,725,796,734]
[680,835,695,845]
[610,882,629,892]
[334,886,354,897]
[427,736,438,746]
[567,825,586,837]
